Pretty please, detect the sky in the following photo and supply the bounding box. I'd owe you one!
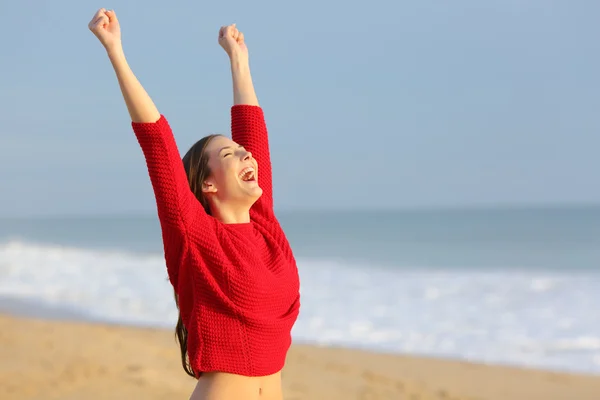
[1,0,599,216]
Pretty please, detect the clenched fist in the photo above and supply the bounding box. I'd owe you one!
[88,8,121,51]
[218,24,248,60]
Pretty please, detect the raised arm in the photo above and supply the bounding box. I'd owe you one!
[88,9,208,236]
[219,25,274,216]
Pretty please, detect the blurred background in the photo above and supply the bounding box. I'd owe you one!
[1,0,599,381]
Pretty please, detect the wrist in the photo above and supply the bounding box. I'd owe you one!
[229,51,249,69]
[105,42,124,59]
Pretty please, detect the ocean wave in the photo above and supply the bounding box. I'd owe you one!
[0,240,176,327]
[1,239,599,374]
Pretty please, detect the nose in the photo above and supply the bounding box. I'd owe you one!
[242,150,252,160]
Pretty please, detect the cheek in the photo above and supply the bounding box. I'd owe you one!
[213,160,238,186]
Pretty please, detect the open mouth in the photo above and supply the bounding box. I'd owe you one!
[238,166,256,182]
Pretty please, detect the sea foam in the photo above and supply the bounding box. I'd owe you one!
[1,239,599,374]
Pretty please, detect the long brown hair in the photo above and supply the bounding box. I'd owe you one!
[175,134,220,378]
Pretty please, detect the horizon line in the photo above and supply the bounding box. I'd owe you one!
[1,201,599,220]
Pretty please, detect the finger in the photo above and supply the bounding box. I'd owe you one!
[218,26,226,39]
[224,25,235,38]
[93,8,107,19]
[91,14,109,30]
[88,8,106,28]
[238,32,245,43]
[91,9,108,24]
[105,9,118,23]
[96,14,109,26]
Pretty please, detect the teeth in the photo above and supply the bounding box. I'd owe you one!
[238,167,255,181]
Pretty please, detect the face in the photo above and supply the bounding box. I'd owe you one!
[202,135,262,206]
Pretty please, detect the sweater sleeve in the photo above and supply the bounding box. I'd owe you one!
[231,105,274,218]
[131,115,211,235]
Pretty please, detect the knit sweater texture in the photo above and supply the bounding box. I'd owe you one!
[131,105,300,377]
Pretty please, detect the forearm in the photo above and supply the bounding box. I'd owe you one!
[230,53,259,106]
[107,45,161,123]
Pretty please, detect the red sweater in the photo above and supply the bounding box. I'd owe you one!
[131,105,300,377]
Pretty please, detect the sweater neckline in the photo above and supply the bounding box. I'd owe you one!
[222,221,254,231]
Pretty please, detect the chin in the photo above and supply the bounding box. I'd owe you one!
[247,186,263,199]
[236,179,263,203]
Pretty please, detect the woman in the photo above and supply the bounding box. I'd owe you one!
[88,8,301,400]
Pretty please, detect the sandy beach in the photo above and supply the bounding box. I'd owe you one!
[0,313,598,400]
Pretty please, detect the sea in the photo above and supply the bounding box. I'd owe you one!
[1,205,599,375]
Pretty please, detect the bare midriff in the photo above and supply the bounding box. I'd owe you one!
[189,371,283,400]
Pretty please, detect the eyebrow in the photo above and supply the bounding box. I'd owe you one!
[219,145,244,154]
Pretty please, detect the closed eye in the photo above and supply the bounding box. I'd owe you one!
[219,145,243,158]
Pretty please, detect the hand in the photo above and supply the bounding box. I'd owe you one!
[218,24,248,60]
[88,8,121,51]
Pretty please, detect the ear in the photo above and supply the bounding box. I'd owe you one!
[202,180,217,194]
